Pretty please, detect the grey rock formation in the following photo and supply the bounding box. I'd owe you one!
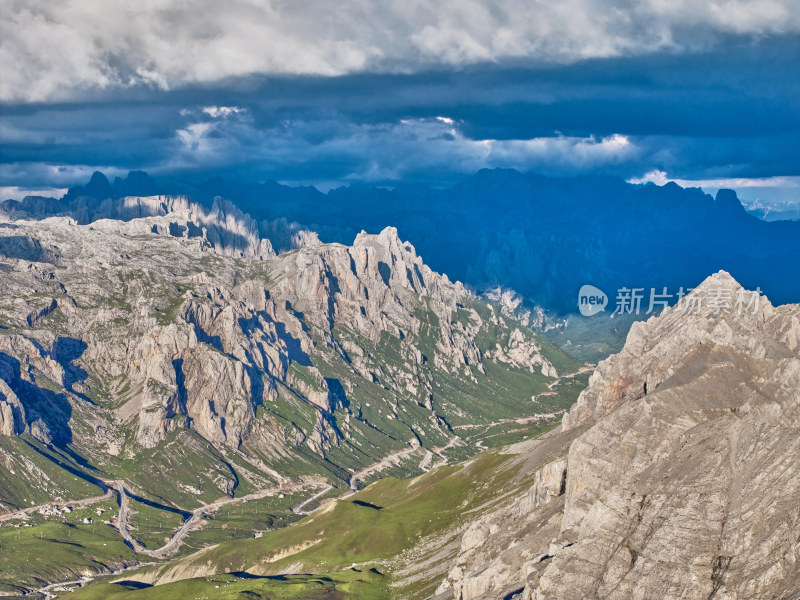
[436,272,800,600]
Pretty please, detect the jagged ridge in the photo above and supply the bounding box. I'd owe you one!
[0,201,569,517]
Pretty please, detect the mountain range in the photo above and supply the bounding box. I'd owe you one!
[0,192,582,595]
[7,169,798,314]
[0,177,798,599]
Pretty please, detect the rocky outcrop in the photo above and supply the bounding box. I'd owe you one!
[1,192,275,260]
[488,328,557,377]
[0,233,60,263]
[436,272,800,600]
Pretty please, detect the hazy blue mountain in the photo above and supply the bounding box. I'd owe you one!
[746,204,800,222]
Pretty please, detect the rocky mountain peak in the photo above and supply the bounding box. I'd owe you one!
[714,188,747,214]
[562,269,795,431]
[438,274,800,599]
[84,171,113,199]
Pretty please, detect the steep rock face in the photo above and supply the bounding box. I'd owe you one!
[0,334,71,443]
[92,195,276,259]
[487,328,557,377]
[0,354,69,445]
[181,345,256,447]
[437,272,800,600]
[0,378,26,436]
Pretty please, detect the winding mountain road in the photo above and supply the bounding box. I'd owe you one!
[290,484,334,516]
[110,480,322,558]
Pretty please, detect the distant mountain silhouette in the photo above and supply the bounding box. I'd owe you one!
[14,169,800,313]
[62,170,158,204]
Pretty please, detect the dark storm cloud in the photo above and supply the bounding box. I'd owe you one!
[0,36,798,198]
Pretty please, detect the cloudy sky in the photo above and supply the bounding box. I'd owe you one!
[1,0,799,205]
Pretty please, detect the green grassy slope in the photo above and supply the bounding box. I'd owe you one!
[64,438,557,600]
[66,569,386,600]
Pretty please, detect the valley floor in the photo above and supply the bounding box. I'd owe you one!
[0,406,580,598]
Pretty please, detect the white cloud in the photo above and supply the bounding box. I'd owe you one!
[2,0,799,102]
[483,133,635,172]
[162,113,640,181]
[628,169,800,189]
[202,106,244,118]
[169,106,254,168]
